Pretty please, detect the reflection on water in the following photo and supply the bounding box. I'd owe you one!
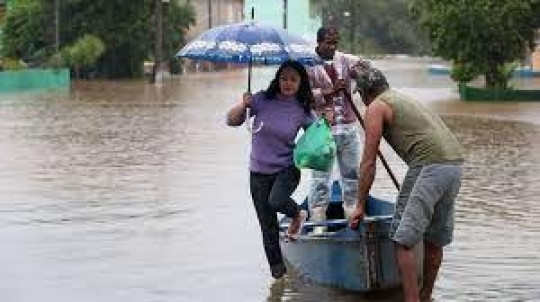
[267,274,403,302]
[0,59,538,301]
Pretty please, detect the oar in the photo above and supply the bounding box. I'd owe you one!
[345,94,401,191]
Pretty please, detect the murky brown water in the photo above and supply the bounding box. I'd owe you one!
[0,59,538,301]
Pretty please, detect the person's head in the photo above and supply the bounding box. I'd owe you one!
[355,68,389,105]
[316,27,339,60]
[265,60,314,112]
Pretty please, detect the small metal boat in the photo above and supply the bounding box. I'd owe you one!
[279,181,423,292]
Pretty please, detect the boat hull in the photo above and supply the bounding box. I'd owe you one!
[279,194,423,292]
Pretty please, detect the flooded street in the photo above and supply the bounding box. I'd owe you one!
[0,59,539,301]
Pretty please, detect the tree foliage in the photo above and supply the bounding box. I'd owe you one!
[320,0,431,55]
[2,0,195,78]
[162,2,196,74]
[2,0,52,64]
[411,0,540,88]
[62,34,105,78]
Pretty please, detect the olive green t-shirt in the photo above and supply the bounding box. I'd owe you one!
[376,89,464,167]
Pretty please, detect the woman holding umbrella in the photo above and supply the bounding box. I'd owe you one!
[226,60,314,279]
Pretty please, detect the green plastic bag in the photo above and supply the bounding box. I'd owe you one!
[293,117,337,171]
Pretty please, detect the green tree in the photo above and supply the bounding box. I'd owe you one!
[162,1,196,74]
[60,1,153,78]
[1,0,195,78]
[411,0,539,88]
[321,0,431,55]
[62,34,105,78]
[1,0,52,64]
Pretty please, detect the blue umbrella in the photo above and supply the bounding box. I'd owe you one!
[177,22,319,89]
[176,22,319,66]
[176,13,320,132]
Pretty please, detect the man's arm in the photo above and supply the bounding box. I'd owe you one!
[349,100,390,229]
[308,67,332,107]
[307,66,340,123]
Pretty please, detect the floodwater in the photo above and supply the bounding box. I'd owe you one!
[0,59,539,301]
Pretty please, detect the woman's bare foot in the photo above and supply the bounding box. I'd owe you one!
[287,210,307,240]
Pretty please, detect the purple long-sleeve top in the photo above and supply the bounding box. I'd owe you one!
[249,90,315,174]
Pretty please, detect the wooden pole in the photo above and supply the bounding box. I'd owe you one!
[283,0,287,29]
[208,0,212,29]
[54,0,59,52]
[152,0,163,85]
[349,0,355,53]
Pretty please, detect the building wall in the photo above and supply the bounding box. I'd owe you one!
[182,0,244,40]
[533,29,540,71]
[244,0,321,42]
[532,50,540,71]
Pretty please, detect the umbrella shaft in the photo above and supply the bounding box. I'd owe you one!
[248,57,252,93]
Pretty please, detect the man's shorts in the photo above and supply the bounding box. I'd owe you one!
[389,163,463,247]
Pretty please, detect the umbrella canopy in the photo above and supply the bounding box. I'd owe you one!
[176,22,319,66]
[176,21,320,133]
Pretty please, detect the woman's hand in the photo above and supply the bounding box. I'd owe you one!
[227,92,252,126]
[242,92,252,108]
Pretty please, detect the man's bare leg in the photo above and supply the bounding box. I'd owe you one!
[420,241,443,302]
[396,243,419,302]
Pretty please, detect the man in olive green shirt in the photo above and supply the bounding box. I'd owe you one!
[349,68,464,302]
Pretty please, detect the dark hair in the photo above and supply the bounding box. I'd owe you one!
[316,26,339,42]
[264,60,314,113]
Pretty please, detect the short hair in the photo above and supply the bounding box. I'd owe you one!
[355,68,389,96]
[316,26,339,42]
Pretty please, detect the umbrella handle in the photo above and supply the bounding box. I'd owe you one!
[245,107,263,133]
[245,52,262,133]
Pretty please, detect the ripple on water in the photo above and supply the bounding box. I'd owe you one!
[434,116,540,300]
[1,78,539,301]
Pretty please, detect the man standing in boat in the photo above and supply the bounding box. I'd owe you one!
[306,26,372,226]
[349,68,464,302]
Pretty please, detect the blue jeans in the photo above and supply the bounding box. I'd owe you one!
[308,126,359,220]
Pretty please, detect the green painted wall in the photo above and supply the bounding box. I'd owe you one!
[0,69,70,93]
[244,0,321,42]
